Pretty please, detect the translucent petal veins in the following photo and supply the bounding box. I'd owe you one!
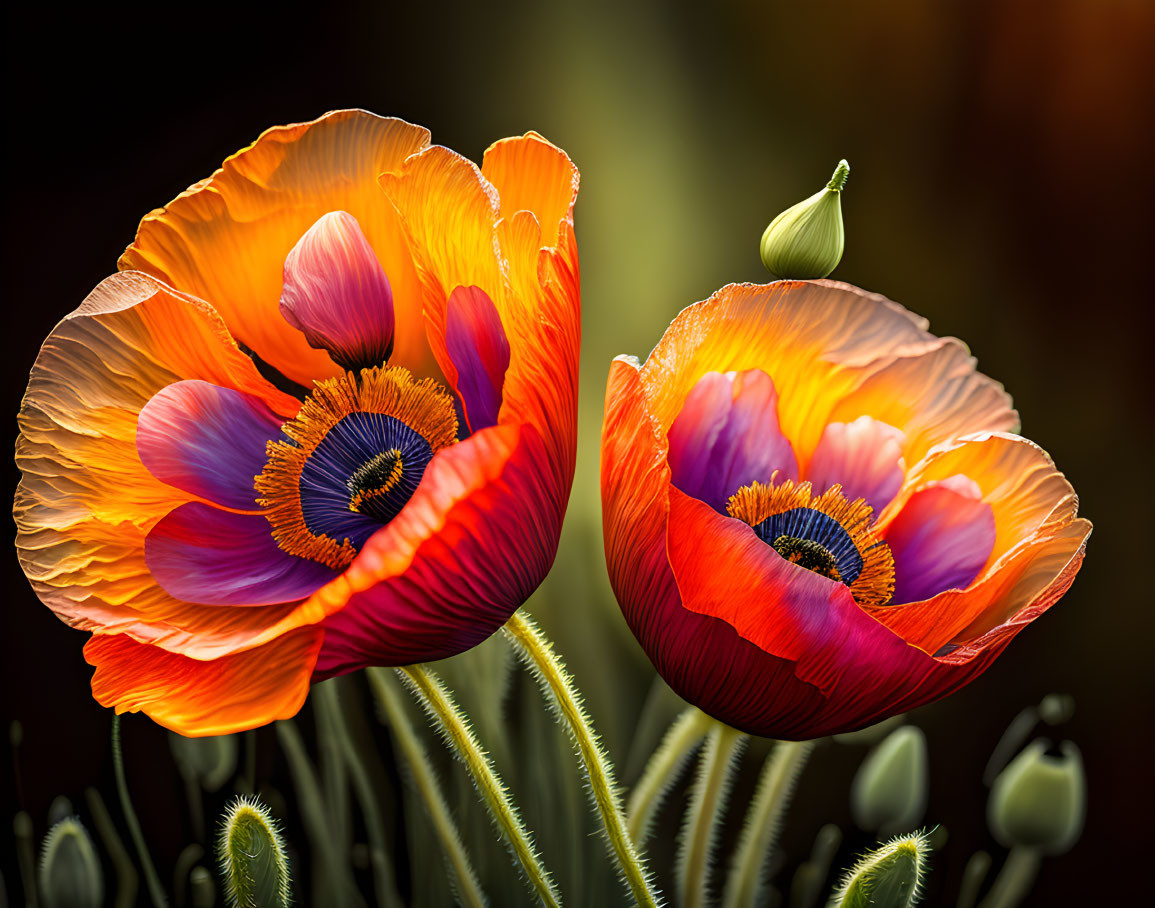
[728,478,895,607]
[257,365,458,569]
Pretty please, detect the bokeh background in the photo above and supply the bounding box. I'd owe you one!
[3,0,1152,903]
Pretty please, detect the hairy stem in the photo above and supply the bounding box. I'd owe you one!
[503,609,660,908]
[369,668,487,908]
[722,739,816,908]
[678,721,747,908]
[397,664,560,908]
[111,715,168,907]
[627,707,712,844]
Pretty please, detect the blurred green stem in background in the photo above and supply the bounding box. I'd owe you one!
[503,608,661,908]
[722,738,817,908]
[397,662,561,908]
[313,680,403,908]
[977,847,1040,908]
[111,714,167,907]
[677,720,747,908]
[367,668,487,908]
[274,718,364,907]
[627,707,712,844]
[85,786,138,908]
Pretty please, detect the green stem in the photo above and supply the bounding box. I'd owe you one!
[678,721,746,908]
[627,708,712,844]
[369,668,488,908]
[315,681,403,908]
[314,681,352,851]
[397,664,560,908]
[503,609,660,908]
[957,851,992,908]
[978,847,1041,908]
[722,739,816,908]
[85,786,139,908]
[111,715,168,907]
[274,719,364,908]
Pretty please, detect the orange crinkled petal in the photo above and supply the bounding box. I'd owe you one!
[119,110,433,386]
[85,626,323,737]
[14,272,311,660]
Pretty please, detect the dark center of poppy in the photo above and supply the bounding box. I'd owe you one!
[770,534,842,582]
[257,366,458,570]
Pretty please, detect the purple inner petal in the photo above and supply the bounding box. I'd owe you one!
[445,285,511,432]
[137,380,286,510]
[146,502,340,606]
[806,416,906,514]
[885,475,996,603]
[667,369,798,512]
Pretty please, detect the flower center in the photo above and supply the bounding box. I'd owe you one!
[257,365,458,570]
[728,478,895,606]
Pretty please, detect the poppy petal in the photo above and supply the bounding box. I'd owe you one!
[146,503,339,606]
[280,210,395,371]
[120,110,432,384]
[310,421,560,675]
[85,626,323,736]
[482,131,580,250]
[667,369,798,511]
[136,380,285,510]
[884,475,996,604]
[805,416,906,513]
[445,285,510,432]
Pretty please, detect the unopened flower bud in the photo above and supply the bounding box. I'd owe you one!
[988,738,1085,854]
[217,797,291,908]
[170,731,238,793]
[760,159,848,279]
[830,830,931,908]
[851,725,928,836]
[39,816,104,908]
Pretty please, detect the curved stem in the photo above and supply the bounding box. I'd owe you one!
[978,847,1041,908]
[397,664,560,908]
[722,739,816,908]
[678,721,746,908]
[85,786,139,908]
[111,714,168,907]
[315,681,403,908]
[368,668,487,908]
[503,609,660,908]
[627,707,712,844]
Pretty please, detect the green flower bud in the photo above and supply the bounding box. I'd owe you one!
[38,816,104,908]
[851,725,928,836]
[988,738,1085,854]
[760,159,849,279]
[829,830,931,908]
[170,731,239,793]
[217,796,291,908]
[191,865,217,908]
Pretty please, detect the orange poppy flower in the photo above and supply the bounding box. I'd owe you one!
[601,280,1090,738]
[15,110,580,735]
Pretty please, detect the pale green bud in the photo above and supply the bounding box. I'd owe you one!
[760,160,849,279]
[851,726,928,836]
[38,816,104,908]
[217,797,291,908]
[170,731,238,793]
[191,865,217,908]
[829,830,931,908]
[988,738,1085,854]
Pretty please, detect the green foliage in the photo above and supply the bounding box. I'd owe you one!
[216,797,291,908]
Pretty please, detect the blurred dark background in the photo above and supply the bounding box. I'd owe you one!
[3,0,1152,904]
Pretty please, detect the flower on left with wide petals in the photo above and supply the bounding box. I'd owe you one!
[15,110,580,735]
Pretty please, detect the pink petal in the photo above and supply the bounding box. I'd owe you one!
[667,369,798,512]
[806,416,906,513]
[280,211,395,371]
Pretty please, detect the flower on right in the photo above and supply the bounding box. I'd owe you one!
[601,280,1090,739]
